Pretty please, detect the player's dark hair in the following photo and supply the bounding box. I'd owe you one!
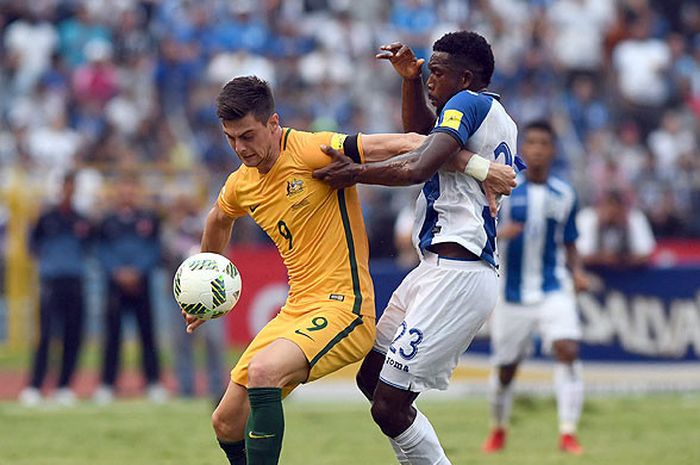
[216,76,275,123]
[433,31,495,88]
[524,120,556,142]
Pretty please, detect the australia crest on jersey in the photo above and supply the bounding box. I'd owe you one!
[286,178,305,197]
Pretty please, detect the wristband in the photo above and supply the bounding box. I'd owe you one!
[464,155,490,181]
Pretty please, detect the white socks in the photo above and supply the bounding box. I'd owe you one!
[392,408,452,465]
[554,361,584,434]
[489,372,514,428]
[389,438,411,465]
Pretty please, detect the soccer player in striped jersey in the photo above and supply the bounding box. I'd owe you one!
[315,31,517,465]
[482,120,590,455]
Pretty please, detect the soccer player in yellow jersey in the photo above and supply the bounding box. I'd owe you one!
[179,76,420,465]
[181,76,515,465]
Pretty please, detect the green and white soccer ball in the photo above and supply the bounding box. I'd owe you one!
[173,252,242,320]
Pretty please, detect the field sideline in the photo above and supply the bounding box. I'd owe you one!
[1,394,697,465]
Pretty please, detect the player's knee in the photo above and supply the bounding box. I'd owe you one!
[370,398,411,437]
[498,364,518,386]
[553,340,578,363]
[212,405,243,440]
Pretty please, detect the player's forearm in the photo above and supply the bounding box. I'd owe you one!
[401,77,436,134]
[565,243,584,274]
[201,206,234,254]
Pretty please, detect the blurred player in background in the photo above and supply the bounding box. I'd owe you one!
[482,120,589,455]
[20,172,91,406]
[93,175,166,404]
[181,76,514,465]
[315,31,517,465]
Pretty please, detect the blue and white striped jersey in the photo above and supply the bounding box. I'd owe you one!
[500,175,579,304]
[412,90,518,267]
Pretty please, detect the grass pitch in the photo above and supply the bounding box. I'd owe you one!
[0,394,697,465]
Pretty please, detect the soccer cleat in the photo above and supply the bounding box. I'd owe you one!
[18,387,42,407]
[482,428,506,453]
[559,433,584,455]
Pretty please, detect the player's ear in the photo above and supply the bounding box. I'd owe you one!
[461,69,474,88]
[267,113,280,131]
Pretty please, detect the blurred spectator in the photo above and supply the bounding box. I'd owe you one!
[647,109,696,179]
[163,194,225,405]
[19,172,91,407]
[3,6,58,95]
[612,16,672,135]
[577,189,656,268]
[93,175,165,404]
[547,0,614,82]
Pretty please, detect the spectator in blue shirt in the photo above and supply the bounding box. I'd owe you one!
[93,174,166,404]
[19,172,92,407]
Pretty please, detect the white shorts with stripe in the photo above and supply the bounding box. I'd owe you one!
[374,252,499,392]
[490,290,581,366]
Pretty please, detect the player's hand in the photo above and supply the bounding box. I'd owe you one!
[572,269,591,293]
[483,163,517,218]
[499,222,524,240]
[182,309,205,334]
[312,145,359,189]
[376,42,425,80]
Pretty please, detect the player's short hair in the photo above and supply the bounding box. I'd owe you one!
[433,31,495,87]
[524,120,556,142]
[216,76,275,123]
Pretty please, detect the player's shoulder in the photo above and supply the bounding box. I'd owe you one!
[444,89,495,112]
[547,175,576,196]
[284,128,334,149]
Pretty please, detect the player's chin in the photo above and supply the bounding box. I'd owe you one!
[240,156,261,167]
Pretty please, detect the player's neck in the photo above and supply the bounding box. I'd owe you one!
[527,168,549,184]
[256,126,283,175]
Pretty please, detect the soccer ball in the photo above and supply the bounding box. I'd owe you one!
[173,252,242,320]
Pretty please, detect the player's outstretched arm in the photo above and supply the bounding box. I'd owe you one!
[182,204,236,333]
[377,42,435,134]
[314,132,459,188]
[360,132,426,162]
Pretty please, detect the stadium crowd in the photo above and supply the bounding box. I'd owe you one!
[0,0,699,260]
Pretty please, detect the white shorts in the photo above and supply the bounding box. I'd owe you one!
[374,252,499,392]
[490,290,581,366]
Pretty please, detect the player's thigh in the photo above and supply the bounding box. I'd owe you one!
[490,301,538,366]
[538,291,581,354]
[247,338,310,388]
[231,308,374,393]
[380,262,499,392]
[373,268,417,355]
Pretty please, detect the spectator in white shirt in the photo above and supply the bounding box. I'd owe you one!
[577,189,656,268]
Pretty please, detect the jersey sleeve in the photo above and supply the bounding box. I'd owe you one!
[563,196,579,244]
[217,172,247,219]
[430,91,492,148]
[292,130,366,170]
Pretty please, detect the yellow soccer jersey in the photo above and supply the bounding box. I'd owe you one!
[218,128,375,317]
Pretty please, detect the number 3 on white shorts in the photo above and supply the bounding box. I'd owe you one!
[388,321,424,361]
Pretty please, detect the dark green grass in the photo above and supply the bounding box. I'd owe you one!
[0,394,697,465]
